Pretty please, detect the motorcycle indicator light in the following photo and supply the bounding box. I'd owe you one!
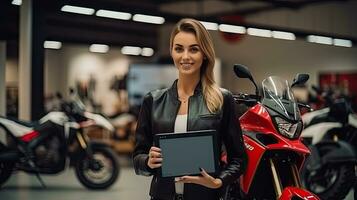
[275,117,298,138]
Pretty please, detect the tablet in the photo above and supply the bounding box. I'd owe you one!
[154,130,219,178]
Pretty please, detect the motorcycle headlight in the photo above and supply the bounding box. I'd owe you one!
[275,117,301,139]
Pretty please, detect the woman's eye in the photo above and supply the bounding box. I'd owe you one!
[174,47,183,52]
[190,48,199,53]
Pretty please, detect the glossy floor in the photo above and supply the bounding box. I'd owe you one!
[0,163,354,200]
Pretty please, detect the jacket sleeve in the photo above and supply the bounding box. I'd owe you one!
[218,90,248,188]
[132,93,156,176]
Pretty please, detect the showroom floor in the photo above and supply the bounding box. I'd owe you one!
[0,157,354,200]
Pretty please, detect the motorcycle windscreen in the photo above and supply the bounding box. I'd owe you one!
[261,76,301,122]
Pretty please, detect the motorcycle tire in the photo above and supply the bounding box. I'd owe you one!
[75,146,120,190]
[302,160,355,200]
[0,143,14,187]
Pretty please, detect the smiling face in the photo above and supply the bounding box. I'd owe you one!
[171,31,204,77]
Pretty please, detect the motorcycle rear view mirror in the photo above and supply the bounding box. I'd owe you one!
[291,73,309,88]
[233,64,259,96]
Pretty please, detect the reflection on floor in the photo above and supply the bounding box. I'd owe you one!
[0,166,152,200]
[0,156,354,200]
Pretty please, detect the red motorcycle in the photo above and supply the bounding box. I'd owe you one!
[223,64,319,200]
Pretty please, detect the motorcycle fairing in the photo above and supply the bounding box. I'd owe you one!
[239,103,311,195]
[240,135,266,194]
[279,187,319,200]
[20,130,40,142]
[240,104,310,155]
[240,104,277,134]
[0,117,34,137]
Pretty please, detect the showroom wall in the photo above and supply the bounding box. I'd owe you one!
[44,45,152,115]
[159,1,357,93]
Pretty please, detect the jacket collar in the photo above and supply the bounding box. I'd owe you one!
[169,79,203,102]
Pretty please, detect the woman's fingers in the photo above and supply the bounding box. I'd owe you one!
[175,168,222,189]
[149,151,162,158]
[147,146,163,169]
[199,168,212,179]
[150,146,161,153]
[149,163,162,168]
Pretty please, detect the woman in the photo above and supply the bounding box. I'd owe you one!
[133,18,247,200]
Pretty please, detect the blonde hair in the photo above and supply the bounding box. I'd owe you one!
[170,18,223,113]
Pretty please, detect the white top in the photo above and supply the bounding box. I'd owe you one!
[174,114,187,194]
[174,114,188,133]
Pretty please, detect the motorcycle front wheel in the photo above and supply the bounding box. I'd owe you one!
[302,159,355,200]
[75,147,120,190]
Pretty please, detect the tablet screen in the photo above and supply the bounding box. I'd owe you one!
[156,130,218,178]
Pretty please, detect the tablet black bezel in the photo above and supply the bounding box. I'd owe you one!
[154,129,219,178]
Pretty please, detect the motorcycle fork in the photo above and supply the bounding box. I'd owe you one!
[76,130,93,158]
[269,158,303,199]
[269,158,283,199]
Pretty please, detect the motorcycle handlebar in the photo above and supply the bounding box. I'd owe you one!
[233,93,260,106]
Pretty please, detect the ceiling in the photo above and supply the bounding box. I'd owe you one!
[0,0,352,55]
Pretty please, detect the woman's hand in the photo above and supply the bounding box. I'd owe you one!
[147,146,162,169]
[176,168,223,189]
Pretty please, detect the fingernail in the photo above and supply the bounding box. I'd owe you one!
[199,167,203,172]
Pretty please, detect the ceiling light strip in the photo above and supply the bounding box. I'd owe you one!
[247,28,272,38]
[61,5,95,15]
[96,9,131,20]
[89,44,109,53]
[12,0,22,5]
[272,31,296,40]
[199,21,219,31]
[141,47,154,57]
[121,46,142,55]
[44,41,62,49]
[219,24,246,34]
[333,38,352,47]
[307,35,333,45]
[133,14,165,24]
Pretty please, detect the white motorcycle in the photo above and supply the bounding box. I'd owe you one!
[300,98,357,200]
[0,92,120,189]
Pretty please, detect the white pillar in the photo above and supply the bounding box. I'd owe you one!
[19,0,32,120]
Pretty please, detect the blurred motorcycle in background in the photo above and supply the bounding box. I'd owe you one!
[301,94,357,200]
[0,90,120,190]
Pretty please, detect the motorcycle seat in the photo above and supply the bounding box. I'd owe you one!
[5,116,38,128]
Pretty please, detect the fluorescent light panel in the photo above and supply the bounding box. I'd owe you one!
[141,48,154,57]
[44,41,62,49]
[247,28,272,38]
[61,5,95,15]
[333,39,352,47]
[89,44,109,53]
[307,35,333,45]
[133,14,165,24]
[96,9,131,20]
[12,0,22,5]
[219,24,246,34]
[121,46,142,55]
[199,21,218,31]
[272,31,296,40]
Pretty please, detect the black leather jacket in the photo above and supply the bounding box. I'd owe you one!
[133,80,247,200]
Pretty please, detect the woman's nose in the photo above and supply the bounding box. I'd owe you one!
[182,50,189,59]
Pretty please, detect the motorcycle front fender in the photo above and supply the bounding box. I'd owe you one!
[317,140,356,164]
[279,187,319,200]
